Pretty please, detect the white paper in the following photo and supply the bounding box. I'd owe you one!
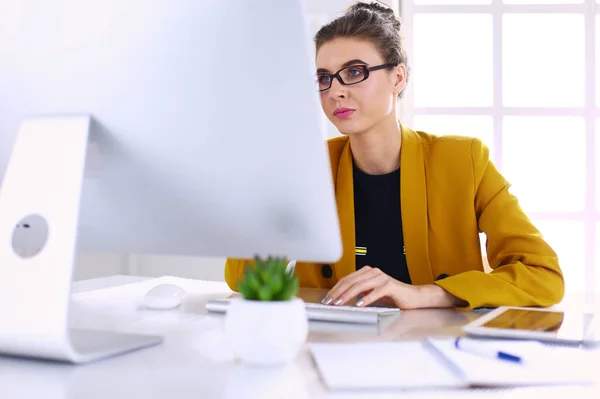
[310,341,466,390]
[425,338,594,387]
[310,339,597,391]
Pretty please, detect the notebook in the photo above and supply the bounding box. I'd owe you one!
[310,338,596,390]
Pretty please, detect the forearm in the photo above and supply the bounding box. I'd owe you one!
[415,284,468,308]
[434,266,564,310]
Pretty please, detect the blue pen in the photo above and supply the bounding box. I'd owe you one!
[454,338,522,363]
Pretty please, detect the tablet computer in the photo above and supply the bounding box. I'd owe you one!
[462,306,599,345]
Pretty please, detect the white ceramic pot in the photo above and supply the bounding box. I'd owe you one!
[224,297,308,366]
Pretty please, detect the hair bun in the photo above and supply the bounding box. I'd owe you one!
[348,2,401,31]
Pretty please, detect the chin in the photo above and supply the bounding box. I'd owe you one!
[332,119,365,136]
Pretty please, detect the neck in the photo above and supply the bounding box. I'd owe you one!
[349,117,402,175]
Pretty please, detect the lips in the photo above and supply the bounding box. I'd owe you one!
[333,107,356,119]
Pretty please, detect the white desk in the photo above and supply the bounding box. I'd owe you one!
[0,275,598,399]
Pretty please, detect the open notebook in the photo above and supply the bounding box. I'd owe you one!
[310,338,596,390]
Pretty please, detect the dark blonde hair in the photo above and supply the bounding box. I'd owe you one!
[314,2,409,93]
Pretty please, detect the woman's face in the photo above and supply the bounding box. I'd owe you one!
[315,37,406,136]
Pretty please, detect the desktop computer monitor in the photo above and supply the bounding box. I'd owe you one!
[0,0,342,363]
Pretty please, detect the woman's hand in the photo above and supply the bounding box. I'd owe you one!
[321,266,467,309]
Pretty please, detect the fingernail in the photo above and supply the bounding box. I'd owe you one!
[356,300,364,307]
[322,297,332,305]
[333,298,343,305]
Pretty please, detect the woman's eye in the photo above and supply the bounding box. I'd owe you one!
[318,75,331,84]
[348,68,363,77]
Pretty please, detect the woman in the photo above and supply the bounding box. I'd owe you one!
[224,2,564,310]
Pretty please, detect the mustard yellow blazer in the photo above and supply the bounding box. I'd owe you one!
[224,126,565,309]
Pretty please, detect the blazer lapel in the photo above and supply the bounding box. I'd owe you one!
[333,140,356,281]
[400,127,434,285]
[331,128,434,285]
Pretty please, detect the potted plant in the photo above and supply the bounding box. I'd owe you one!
[224,256,308,367]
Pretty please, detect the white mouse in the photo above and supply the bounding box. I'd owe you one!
[143,284,186,310]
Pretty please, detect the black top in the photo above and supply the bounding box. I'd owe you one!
[352,160,411,284]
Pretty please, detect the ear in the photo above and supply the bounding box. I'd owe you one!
[392,64,407,96]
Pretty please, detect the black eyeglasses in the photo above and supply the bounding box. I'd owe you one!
[316,63,397,92]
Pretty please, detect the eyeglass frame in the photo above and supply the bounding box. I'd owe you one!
[316,62,398,92]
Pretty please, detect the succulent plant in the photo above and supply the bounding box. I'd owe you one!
[238,255,299,301]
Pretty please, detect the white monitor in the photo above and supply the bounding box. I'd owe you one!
[0,0,341,363]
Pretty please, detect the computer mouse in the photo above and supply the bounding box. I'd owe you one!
[143,284,186,310]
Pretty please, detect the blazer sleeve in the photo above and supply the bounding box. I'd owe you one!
[224,258,248,291]
[434,139,565,309]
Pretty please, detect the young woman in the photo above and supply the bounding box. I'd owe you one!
[224,2,564,310]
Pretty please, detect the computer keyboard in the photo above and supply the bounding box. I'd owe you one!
[305,302,400,313]
[205,298,400,324]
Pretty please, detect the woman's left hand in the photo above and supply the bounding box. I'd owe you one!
[321,266,466,309]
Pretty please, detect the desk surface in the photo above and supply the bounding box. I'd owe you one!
[0,275,598,399]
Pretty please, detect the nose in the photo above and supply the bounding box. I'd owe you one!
[327,77,346,100]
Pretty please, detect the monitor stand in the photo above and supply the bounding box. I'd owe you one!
[0,116,162,363]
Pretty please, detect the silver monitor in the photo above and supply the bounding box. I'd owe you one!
[0,0,341,363]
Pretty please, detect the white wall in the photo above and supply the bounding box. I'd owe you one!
[72,0,401,282]
[73,253,226,281]
[74,252,128,280]
[127,255,226,281]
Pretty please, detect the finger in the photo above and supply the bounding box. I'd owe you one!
[322,266,374,304]
[335,274,388,306]
[356,283,393,307]
[324,266,377,304]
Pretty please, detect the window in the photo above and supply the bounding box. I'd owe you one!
[413,115,494,155]
[503,14,584,107]
[502,116,586,213]
[412,14,493,107]
[403,0,596,297]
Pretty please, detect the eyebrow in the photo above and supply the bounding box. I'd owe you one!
[316,59,369,74]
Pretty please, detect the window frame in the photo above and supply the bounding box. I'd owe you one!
[400,0,598,299]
